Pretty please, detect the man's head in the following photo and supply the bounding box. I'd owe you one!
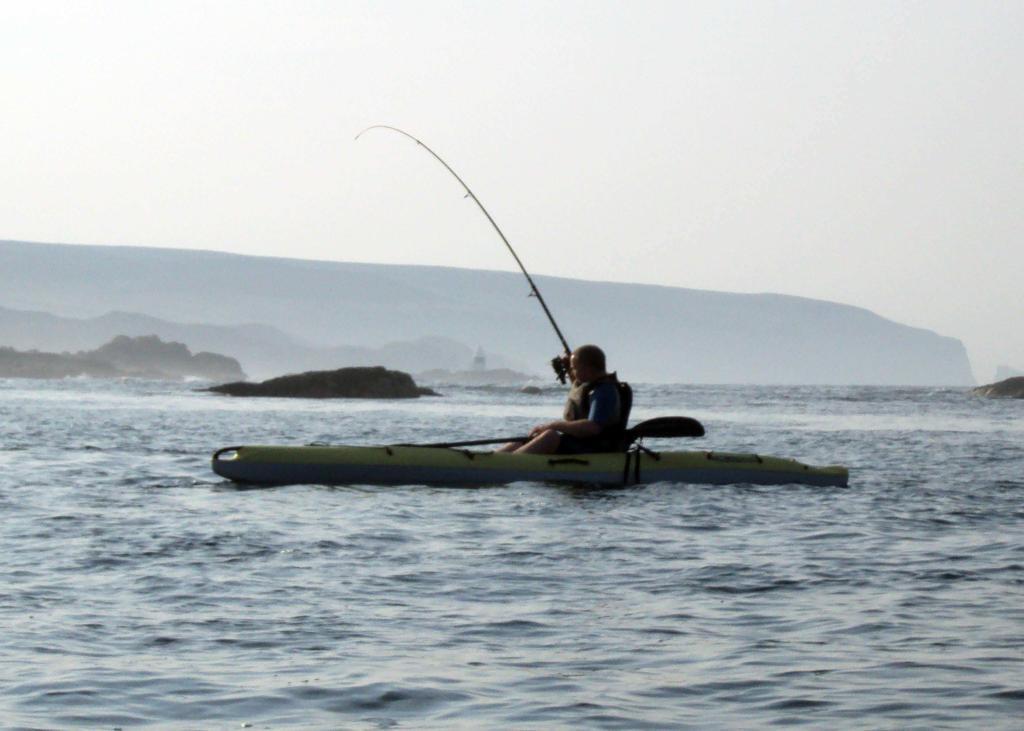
[570,344,607,383]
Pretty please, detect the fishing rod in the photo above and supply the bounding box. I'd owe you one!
[355,125,573,383]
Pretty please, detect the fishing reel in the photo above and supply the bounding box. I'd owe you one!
[551,354,570,384]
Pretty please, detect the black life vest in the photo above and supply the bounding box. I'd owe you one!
[562,372,633,443]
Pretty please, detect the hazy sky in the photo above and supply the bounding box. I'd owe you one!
[2,1,1021,381]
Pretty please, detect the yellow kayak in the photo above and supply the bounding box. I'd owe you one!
[212,444,848,488]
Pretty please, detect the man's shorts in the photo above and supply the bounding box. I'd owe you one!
[556,434,611,455]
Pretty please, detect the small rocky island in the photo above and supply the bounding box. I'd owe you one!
[971,377,1024,399]
[0,335,243,381]
[208,366,439,399]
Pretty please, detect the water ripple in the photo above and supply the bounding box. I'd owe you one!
[1,381,1022,728]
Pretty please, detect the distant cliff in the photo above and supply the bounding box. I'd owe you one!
[0,239,976,385]
[0,335,243,381]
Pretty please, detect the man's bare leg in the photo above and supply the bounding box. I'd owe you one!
[513,429,561,454]
[496,441,524,453]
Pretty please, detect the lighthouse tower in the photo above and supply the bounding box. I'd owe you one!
[472,347,486,372]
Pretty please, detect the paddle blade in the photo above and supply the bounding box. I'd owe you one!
[628,416,705,440]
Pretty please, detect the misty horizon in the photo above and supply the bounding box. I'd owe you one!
[2,1,1021,382]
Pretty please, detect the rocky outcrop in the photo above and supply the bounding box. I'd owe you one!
[91,335,243,380]
[208,366,438,399]
[971,377,1024,399]
[0,335,242,381]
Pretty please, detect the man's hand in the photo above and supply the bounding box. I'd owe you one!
[529,420,562,437]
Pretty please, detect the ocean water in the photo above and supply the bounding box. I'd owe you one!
[1,379,1021,729]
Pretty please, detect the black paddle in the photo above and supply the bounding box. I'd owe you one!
[398,416,705,449]
[396,436,531,448]
[625,416,705,440]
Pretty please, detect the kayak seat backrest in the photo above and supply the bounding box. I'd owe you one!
[603,380,634,451]
[618,380,633,432]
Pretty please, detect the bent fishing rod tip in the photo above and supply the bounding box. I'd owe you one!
[355,124,387,141]
[355,124,422,144]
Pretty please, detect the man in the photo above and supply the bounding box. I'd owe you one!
[500,344,631,455]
